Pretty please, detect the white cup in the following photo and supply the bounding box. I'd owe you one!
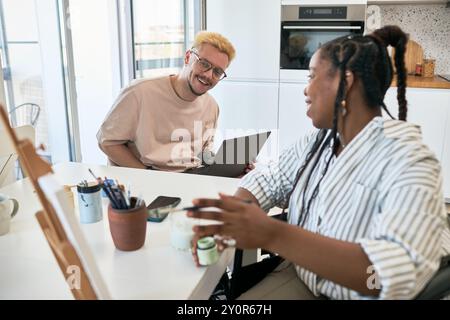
[0,193,19,236]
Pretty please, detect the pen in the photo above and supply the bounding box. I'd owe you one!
[122,186,130,208]
[135,193,143,208]
[103,176,121,209]
[127,183,131,205]
[148,206,201,215]
[157,199,253,215]
[88,168,98,181]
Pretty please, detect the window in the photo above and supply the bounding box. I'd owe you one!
[0,0,51,161]
[132,0,202,79]
[0,0,205,170]
[0,0,73,166]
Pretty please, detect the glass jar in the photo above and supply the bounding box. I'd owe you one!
[415,63,422,76]
[197,236,219,266]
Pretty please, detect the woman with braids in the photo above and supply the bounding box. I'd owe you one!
[189,25,450,299]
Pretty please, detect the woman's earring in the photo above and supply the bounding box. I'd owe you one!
[341,100,347,117]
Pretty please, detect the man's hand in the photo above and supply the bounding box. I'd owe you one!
[99,144,147,169]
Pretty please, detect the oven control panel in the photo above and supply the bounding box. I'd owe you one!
[299,6,347,19]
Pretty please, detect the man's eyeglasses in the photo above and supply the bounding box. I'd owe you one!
[190,50,227,81]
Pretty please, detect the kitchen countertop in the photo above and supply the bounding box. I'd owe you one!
[391,75,450,90]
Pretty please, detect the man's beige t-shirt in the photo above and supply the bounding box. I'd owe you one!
[97,76,219,172]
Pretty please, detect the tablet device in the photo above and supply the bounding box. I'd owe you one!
[186,131,271,178]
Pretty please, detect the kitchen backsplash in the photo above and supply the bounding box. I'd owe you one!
[379,3,450,75]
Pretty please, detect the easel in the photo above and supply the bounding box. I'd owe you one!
[0,104,97,300]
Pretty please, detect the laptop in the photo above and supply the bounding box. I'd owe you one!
[185,131,271,178]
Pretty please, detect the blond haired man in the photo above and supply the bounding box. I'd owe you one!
[97,32,235,172]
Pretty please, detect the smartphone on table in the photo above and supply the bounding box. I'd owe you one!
[147,196,181,222]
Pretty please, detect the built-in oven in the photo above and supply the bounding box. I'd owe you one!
[280,3,366,82]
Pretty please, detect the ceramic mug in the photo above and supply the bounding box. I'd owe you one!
[0,193,19,236]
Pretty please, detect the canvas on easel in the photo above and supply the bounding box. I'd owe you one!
[0,104,110,300]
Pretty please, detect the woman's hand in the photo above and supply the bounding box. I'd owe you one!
[187,193,277,251]
[190,232,236,267]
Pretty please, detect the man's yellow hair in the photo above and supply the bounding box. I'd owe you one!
[192,31,236,62]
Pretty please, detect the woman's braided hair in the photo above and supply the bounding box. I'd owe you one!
[286,25,408,226]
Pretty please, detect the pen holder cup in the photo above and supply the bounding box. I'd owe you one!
[108,197,147,251]
[77,182,102,224]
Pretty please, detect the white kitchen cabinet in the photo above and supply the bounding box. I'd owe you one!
[384,87,450,200]
[209,81,280,162]
[384,88,448,160]
[206,0,281,81]
[278,82,315,152]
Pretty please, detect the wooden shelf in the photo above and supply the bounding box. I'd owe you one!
[391,75,450,89]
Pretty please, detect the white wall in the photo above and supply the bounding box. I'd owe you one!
[206,0,281,162]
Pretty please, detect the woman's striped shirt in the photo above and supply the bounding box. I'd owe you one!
[240,116,450,299]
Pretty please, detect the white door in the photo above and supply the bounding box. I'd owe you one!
[206,0,281,81]
[278,82,314,152]
[209,80,279,162]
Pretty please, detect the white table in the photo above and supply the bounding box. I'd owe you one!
[0,162,239,299]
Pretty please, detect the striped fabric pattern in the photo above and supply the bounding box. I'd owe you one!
[240,116,450,300]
